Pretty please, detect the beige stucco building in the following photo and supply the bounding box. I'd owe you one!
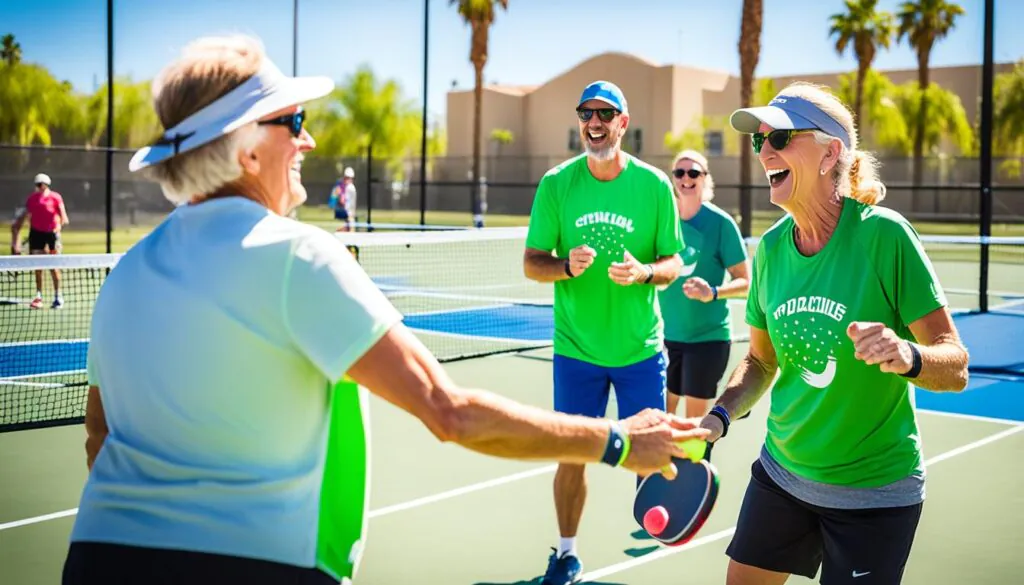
[429,53,1018,219]
[445,51,1007,162]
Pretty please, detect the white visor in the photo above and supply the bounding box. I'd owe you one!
[129,59,333,172]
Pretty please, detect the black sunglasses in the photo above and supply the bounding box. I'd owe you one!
[576,108,619,123]
[258,109,306,137]
[751,129,816,154]
[672,168,704,179]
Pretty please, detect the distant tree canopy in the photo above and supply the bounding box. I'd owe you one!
[0,36,444,177]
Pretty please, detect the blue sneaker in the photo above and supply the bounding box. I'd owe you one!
[541,548,583,585]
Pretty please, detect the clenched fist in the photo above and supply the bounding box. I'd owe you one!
[847,321,915,374]
[566,245,597,277]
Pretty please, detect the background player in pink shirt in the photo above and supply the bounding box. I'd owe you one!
[11,173,70,309]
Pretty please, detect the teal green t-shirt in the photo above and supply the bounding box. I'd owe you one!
[526,153,684,367]
[659,202,748,343]
[746,198,947,488]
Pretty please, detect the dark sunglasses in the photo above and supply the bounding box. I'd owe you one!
[576,108,619,123]
[672,168,704,179]
[751,129,816,154]
[258,109,306,137]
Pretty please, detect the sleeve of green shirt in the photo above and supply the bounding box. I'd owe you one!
[880,218,948,326]
[525,176,559,252]
[746,242,767,329]
[655,176,684,257]
[720,214,749,268]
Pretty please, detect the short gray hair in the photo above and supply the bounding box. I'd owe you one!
[141,35,269,205]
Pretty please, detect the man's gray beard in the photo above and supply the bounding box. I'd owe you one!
[585,136,620,161]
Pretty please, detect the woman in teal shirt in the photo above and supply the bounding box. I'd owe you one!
[658,150,750,418]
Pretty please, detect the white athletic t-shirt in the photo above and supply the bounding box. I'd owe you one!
[71,196,401,579]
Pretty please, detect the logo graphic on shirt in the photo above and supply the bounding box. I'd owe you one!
[575,211,635,257]
[771,295,848,389]
[680,245,699,277]
[678,222,703,277]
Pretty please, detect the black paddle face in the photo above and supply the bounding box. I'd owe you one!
[633,457,719,546]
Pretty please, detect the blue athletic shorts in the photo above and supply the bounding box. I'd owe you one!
[553,352,667,419]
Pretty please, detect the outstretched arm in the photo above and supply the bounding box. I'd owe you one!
[699,326,778,440]
[348,323,708,476]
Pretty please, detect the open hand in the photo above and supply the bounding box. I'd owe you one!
[682,277,714,302]
[608,250,650,286]
[847,322,914,374]
[619,409,711,479]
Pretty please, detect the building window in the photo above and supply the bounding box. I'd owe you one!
[568,128,581,152]
[704,131,724,156]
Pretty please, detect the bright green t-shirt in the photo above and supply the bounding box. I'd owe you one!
[746,198,946,488]
[659,202,748,343]
[526,153,684,367]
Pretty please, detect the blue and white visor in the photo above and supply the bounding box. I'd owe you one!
[729,95,851,148]
[129,59,334,172]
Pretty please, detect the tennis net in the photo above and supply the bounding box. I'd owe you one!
[2,232,1021,431]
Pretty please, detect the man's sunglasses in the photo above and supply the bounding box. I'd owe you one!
[576,108,619,123]
[258,109,306,137]
[672,168,704,179]
[751,129,816,154]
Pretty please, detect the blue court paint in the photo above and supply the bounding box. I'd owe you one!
[0,340,88,378]
[403,304,553,342]
[952,311,1023,374]
[915,375,1024,422]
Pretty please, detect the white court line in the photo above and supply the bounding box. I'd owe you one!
[918,408,1024,427]
[0,465,558,532]
[2,421,1021,550]
[580,423,1024,582]
[0,508,78,531]
[367,465,556,519]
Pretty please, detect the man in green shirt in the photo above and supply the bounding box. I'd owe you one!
[523,80,684,585]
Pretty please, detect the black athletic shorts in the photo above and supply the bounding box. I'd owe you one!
[726,459,923,584]
[28,228,60,252]
[62,542,338,585]
[664,340,731,399]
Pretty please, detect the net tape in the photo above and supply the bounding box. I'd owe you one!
[2,230,1021,430]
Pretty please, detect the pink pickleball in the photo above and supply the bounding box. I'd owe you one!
[643,505,670,536]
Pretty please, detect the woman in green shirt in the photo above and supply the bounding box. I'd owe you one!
[658,150,750,418]
[700,82,970,585]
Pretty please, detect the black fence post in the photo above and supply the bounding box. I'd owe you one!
[419,0,429,226]
[105,0,114,254]
[366,143,374,231]
[979,0,994,313]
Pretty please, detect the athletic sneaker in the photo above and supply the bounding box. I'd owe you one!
[29,296,43,309]
[52,297,64,309]
[541,548,583,585]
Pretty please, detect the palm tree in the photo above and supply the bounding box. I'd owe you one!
[84,77,163,148]
[0,63,85,145]
[450,0,509,226]
[993,60,1024,161]
[738,0,762,237]
[1,34,22,65]
[829,0,895,126]
[837,68,908,152]
[896,0,965,186]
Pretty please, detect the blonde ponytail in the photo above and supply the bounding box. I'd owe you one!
[847,150,886,205]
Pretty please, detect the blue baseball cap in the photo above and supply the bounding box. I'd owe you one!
[729,95,851,148]
[578,80,628,113]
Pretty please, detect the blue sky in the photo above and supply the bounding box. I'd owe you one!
[3,0,1022,123]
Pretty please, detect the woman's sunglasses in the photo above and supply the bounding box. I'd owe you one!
[258,109,306,137]
[751,129,815,154]
[672,168,704,179]
[576,108,619,123]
